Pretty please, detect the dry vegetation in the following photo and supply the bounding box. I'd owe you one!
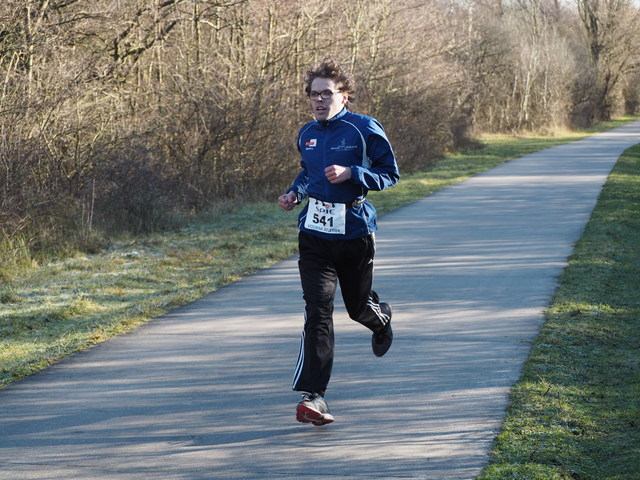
[1,0,639,272]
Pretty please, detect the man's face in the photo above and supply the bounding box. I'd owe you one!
[309,77,348,122]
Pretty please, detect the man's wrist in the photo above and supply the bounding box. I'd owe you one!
[288,190,303,204]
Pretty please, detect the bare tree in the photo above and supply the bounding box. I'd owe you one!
[1,0,639,270]
[575,0,640,121]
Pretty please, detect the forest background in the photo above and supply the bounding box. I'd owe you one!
[1,0,639,273]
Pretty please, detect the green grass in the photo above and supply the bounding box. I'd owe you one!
[477,142,640,479]
[0,114,637,416]
[0,207,302,385]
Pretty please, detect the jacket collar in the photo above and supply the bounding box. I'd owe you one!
[319,107,348,126]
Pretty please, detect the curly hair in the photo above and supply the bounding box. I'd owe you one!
[304,58,356,104]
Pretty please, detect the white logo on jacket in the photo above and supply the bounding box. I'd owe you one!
[331,138,357,152]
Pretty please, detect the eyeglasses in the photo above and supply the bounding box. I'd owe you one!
[309,89,342,100]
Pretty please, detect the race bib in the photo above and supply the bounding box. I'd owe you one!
[304,197,346,235]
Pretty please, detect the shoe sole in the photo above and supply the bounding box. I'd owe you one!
[296,403,334,426]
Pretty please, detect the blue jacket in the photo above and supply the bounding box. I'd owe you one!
[287,108,400,240]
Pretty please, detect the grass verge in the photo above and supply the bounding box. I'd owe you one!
[0,116,637,390]
[477,143,640,479]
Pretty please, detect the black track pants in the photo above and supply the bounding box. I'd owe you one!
[292,231,388,394]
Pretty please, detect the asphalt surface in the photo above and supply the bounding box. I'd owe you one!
[1,120,639,480]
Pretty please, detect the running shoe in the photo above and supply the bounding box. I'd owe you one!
[372,302,393,357]
[296,393,334,426]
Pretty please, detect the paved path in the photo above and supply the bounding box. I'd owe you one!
[1,121,639,480]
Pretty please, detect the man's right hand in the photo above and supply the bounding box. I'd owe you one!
[278,191,297,211]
